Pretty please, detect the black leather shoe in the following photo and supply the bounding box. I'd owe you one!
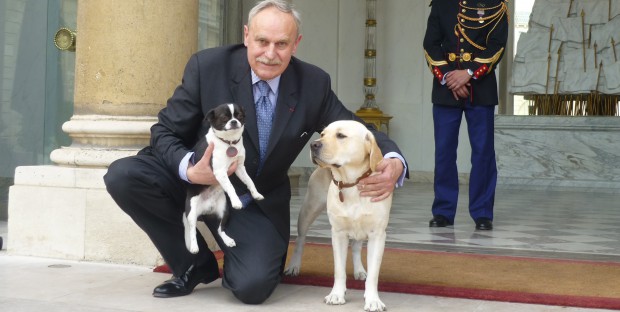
[153,262,220,298]
[429,215,449,227]
[475,218,493,230]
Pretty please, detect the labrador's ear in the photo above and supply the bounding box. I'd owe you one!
[366,131,383,172]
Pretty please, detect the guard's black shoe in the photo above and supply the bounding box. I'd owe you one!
[429,215,449,227]
[475,218,493,230]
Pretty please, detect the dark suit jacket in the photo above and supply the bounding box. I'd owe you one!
[149,44,406,240]
[423,0,508,106]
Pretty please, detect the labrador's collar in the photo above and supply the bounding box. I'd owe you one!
[332,169,373,202]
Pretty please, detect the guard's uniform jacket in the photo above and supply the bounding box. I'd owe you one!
[423,0,509,106]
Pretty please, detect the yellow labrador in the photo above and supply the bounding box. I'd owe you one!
[287,120,392,312]
[285,168,369,281]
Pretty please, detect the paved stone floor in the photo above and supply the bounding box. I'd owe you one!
[291,181,620,262]
[0,253,614,312]
[1,181,618,311]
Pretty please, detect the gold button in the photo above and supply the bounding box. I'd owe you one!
[460,38,464,43]
[461,19,465,23]
[460,48,464,52]
[459,59,463,62]
[462,9,466,13]
[463,1,467,4]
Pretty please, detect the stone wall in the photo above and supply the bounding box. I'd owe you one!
[495,116,620,192]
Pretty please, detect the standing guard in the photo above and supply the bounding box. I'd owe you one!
[422,0,509,230]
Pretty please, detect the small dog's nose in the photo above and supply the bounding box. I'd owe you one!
[310,141,322,151]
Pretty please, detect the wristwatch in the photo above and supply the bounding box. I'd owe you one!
[466,69,474,76]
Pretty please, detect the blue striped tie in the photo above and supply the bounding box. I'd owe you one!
[256,80,274,166]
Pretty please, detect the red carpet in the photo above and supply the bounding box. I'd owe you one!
[155,242,620,310]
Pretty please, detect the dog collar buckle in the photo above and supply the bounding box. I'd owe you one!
[217,136,241,157]
[226,146,238,157]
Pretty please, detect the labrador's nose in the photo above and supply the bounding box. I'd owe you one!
[310,140,322,151]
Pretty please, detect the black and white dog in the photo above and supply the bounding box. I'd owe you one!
[183,103,263,253]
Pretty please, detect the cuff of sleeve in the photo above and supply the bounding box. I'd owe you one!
[473,64,489,79]
[440,71,451,85]
[384,152,407,188]
[433,66,444,82]
[179,151,195,183]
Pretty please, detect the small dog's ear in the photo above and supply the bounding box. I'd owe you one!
[205,108,215,123]
[233,104,246,121]
[366,131,383,172]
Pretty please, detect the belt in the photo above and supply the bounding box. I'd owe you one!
[447,52,473,62]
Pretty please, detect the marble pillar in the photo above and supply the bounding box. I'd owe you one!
[8,0,205,266]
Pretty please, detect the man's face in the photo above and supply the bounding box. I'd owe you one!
[244,7,302,80]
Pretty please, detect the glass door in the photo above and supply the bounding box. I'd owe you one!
[0,0,76,220]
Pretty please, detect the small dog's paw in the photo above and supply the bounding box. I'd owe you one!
[364,298,386,312]
[189,243,199,254]
[324,292,346,305]
[230,198,243,209]
[222,237,236,247]
[283,265,300,276]
[252,192,264,201]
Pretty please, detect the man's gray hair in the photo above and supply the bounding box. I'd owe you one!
[248,0,302,36]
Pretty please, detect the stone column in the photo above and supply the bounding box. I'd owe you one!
[51,0,198,167]
[8,0,201,266]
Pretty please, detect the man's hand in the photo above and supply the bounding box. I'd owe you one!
[186,143,238,185]
[451,84,470,100]
[445,69,471,90]
[357,158,404,202]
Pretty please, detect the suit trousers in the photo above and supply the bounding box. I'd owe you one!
[103,153,288,304]
[431,102,497,224]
